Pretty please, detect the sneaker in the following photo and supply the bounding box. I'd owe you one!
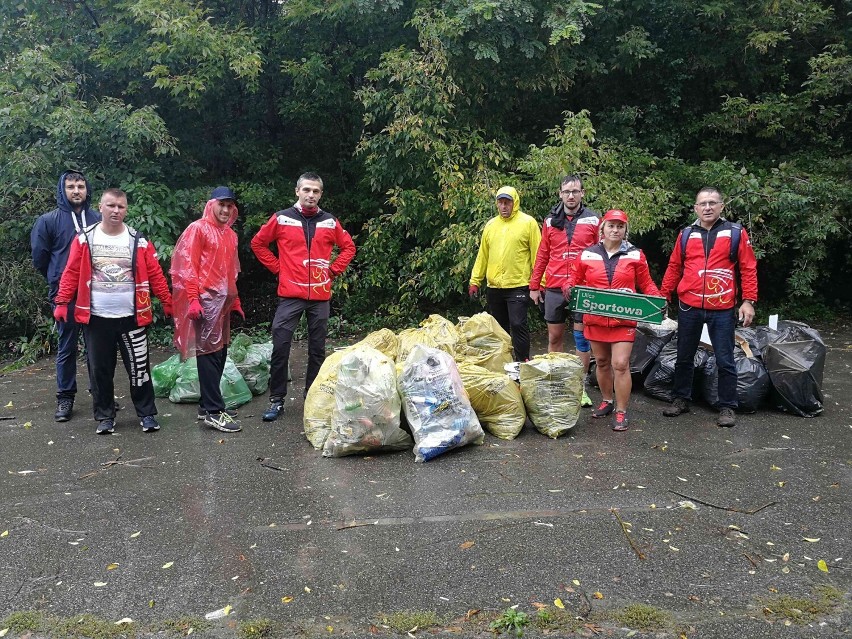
[204,411,242,432]
[663,397,690,417]
[96,419,115,435]
[140,416,160,432]
[612,410,629,432]
[262,400,284,422]
[581,390,593,407]
[592,400,614,418]
[54,398,74,422]
[197,408,238,421]
[717,407,736,428]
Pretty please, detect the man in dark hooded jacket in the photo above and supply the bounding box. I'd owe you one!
[31,170,102,422]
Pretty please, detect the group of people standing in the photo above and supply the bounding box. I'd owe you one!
[469,176,758,431]
[31,171,355,435]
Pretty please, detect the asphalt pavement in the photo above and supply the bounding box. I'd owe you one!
[1,327,850,638]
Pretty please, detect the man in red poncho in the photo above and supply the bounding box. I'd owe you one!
[171,186,245,433]
[251,172,356,421]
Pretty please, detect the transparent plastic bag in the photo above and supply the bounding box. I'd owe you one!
[303,349,348,449]
[323,345,412,457]
[457,361,525,440]
[398,345,484,462]
[520,353,584,438]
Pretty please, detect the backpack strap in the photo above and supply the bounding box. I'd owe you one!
[680,221,742,264]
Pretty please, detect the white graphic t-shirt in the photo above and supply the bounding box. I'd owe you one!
[90,226,134,318]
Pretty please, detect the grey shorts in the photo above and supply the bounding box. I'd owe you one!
[544,288,583,325]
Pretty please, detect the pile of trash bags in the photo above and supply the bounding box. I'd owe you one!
[152,334,277,409]
[303,312,586,462]
[642,319,825,417]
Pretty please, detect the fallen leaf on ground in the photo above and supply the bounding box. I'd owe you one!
[305,586,312,593]
[803,537,821,543]
[818,560,829,572]
[162,562,174,569]
[593,592,604,599]
[4,402,12,408]
[94,582,107,587]
[572,579,581,586]
[0,530,8,538]
[460,541,475,550]
[770,465,782,471]
[130,531,141,538]
[0,628,9,637]
[281,596,293,603]
[107,563,119,570]
[114,618,133,625]
[532,602,548,610]
[554,598,565,609]
[204,605,232,620]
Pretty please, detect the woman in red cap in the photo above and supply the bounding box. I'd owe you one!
[562,210,661,431]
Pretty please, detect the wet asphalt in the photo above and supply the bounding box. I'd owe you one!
[0,327,850,638]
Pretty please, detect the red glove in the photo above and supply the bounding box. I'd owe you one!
[53,304,68,322]
[561,285,572,300]
[162,302,173,318]
[187,299,204,320]
[468,285,479,298]
[231,297,245,320]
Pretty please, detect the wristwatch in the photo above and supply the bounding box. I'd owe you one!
[742,299,756,306]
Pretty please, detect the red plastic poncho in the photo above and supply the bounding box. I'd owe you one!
[171,199,241,358]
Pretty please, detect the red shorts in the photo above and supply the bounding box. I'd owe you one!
[584,324,636,344]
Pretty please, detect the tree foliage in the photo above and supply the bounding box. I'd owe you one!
[0,0,849,347]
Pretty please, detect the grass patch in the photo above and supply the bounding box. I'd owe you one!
[158,616,212,636]
[761,585,844,624]
[2,610,46,632]
[51,613,137,639]
[531,608,584,633]
[489,608,530,637]
[611,604,672,631]
[381,610,442,634]
[238,618,277,639]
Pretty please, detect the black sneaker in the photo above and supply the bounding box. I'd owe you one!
[197,408,238,421]
[262,400,284,422]
[592,400,614,418]
[96,419,115,435]
[662,397,690,417]
[204,411,241,432]
[612,410,629,432]
[55,398,74,422]
[140,416,160,432]
[717,407,736,428]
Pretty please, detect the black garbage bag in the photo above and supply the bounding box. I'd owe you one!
[703,352,771,413]
[764,338,826,417]
[631,324,677,380]
[644,338,711,402]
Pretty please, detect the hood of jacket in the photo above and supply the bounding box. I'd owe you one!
[202,198,239,228]
[496,186,520,219]
[56,170,93,214]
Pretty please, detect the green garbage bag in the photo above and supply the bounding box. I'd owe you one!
[169,357,200,404]
[221,357,252,408]
[168,357,252,409]
[229,333,253,363]
[152,354,182,398]
[235,341,273,395]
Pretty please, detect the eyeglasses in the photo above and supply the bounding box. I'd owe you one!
[561,189,583,196]
[695,200,722,208]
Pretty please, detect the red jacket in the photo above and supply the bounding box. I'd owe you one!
[55,224,172,326]
[251,206,356,301]
[566,241,661,330]
[530,204,599,290]
[660,219,758,310]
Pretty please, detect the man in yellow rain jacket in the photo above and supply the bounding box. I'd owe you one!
[469,186,541,361]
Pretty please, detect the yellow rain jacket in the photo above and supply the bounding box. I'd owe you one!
[470,186,542,289]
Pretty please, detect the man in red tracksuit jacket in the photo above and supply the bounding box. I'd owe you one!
[659,187,758,428]
[251,173,356,421]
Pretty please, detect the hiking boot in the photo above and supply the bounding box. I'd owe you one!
[55,398,74,422]
[592,400,614,418]
[663,398,690,417]
[96,419,115,435]
[262,400,284,422]
[197,408,237,421]
[581,390,593,407]
[612,410,629,432]
[140,415,160,433]
[204,411,241,432]
[717,407,736,428]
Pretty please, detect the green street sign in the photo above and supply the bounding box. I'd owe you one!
[569,286,667,324]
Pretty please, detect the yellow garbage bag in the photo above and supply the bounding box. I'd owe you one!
[455,312,513,373]
[357,328,399,359]
[397,327,438,363]
[458,361,525,440]
[419,314,462,358]
[520,353,584,438]
[303,349,349,449]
